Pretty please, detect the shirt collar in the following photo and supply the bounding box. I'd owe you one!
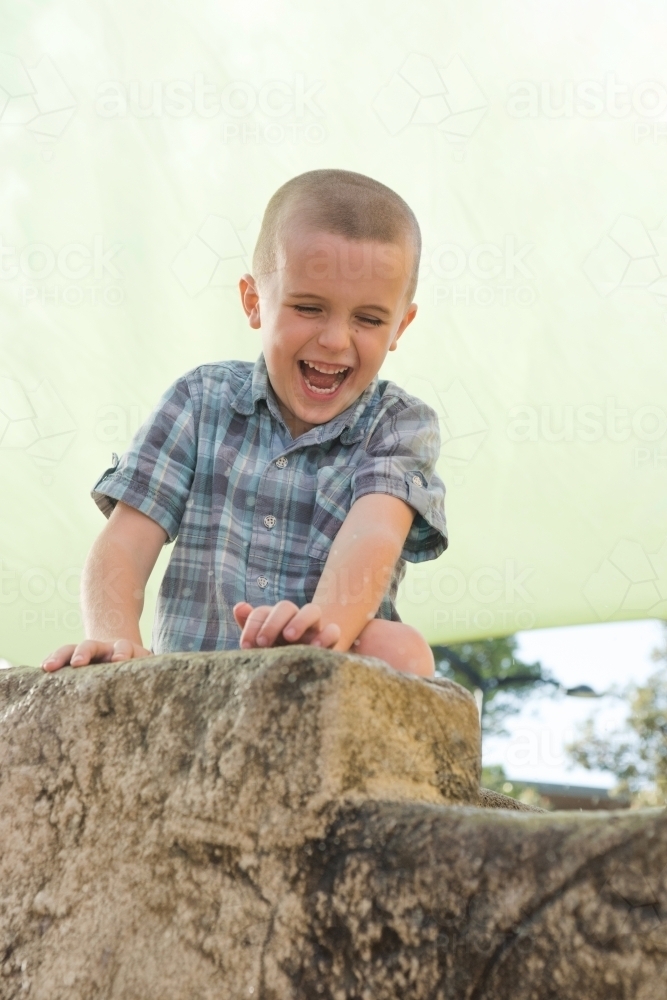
[230,351,378,445]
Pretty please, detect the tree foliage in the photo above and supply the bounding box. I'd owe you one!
[431,634,553,736]
[566,625,667,806]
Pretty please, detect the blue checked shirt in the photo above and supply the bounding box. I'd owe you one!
[91,351,448,653]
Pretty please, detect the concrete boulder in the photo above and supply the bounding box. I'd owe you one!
[0,648,665,999]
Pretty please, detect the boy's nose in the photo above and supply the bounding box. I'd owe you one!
[316,318,352,352]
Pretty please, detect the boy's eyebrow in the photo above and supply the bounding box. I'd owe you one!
[286,291,391,316]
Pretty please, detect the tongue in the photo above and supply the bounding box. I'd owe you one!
[302,363,342,390]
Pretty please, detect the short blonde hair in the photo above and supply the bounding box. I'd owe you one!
[252,168,421,304]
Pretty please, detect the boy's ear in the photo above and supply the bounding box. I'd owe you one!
[239,273,261,329]
[388,301,418,351]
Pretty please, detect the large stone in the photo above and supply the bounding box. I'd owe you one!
[0,649,665,999]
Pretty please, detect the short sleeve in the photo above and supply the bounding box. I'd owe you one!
[351,396,448,563]
[90,373,198,544]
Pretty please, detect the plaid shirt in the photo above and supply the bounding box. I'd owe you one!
[91,352,448,653]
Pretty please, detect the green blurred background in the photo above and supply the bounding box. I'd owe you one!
[1,0,665,666]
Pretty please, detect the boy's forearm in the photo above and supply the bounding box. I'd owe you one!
[81,532,146,646]
[311,522,403,653]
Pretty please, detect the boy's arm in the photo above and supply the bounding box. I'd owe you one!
[42,501,167,671]
[234,494,414,650]
[311,493,416,652]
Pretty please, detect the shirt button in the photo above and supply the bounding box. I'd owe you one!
[257,576,268,589]
[275,456,288,468]
[412,474,423,486]
[263,515,276,529]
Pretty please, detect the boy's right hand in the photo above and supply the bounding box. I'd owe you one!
[41,639,152,673]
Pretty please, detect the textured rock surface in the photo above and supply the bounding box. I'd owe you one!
[477,787,545,812]
[1,649,666,999]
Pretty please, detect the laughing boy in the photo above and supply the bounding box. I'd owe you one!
[42,169,448,678]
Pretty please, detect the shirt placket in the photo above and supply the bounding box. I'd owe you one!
[245,449,293,602]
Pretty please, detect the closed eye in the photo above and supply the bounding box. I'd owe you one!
[293,305,321,316]
[293,305,384,326]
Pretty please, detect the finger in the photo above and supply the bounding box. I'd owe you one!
[239,606,273,648]
[70,640,117,668]
[233,602,254,629]
[41,645,77,672]
[311,622,342,649]
[110,638,138,662]
[254,601,302,647]
[280,602,323,643]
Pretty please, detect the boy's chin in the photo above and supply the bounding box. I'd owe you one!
[288,394,353,434]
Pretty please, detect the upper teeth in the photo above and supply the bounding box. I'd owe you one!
[303,361,349,373]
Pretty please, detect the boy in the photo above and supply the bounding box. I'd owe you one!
[42,169,447,678]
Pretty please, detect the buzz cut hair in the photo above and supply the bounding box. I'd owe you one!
[252,168,422,305]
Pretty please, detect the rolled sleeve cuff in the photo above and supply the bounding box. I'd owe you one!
[353,468,448,563]
[91,468,182,544]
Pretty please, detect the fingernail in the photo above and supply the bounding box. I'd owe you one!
[256,636,267,647]
[71,656,83,664]
[284,628,296,638]
[240,641,251,649]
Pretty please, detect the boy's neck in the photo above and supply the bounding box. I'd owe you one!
[279,405,315,440]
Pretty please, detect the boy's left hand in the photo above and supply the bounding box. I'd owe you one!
[233,600,341,650]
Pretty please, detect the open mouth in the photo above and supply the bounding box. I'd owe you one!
[298,360,352,397]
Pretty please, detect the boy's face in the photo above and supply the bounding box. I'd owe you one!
[239,225,418,438]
